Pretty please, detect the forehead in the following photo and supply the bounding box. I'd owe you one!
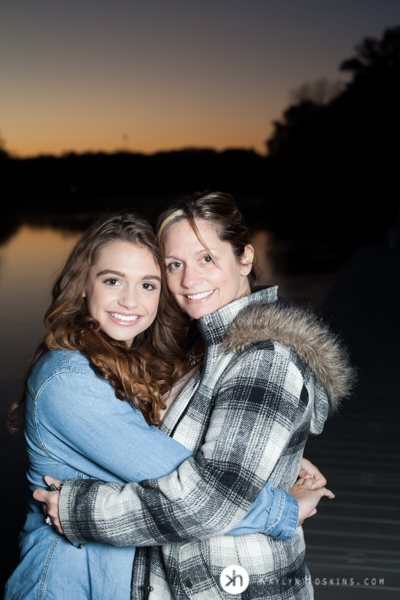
[164,219,222,249]
[92,240,160,270]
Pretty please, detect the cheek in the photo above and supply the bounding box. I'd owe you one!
[148,293,161,316]
[152,299,160,315]
[85,286,104,318]
[85,296,97,318]
[220,270,237,290]
[221,269,243,301]
[166,277,179,296]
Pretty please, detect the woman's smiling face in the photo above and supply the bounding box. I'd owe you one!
[84,240,161,346]
[163,219,254,320]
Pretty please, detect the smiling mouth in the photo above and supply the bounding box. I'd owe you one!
[108,312,140,322]
[185,290,215,300]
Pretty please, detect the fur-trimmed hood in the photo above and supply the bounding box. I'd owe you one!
[222,301,354,413]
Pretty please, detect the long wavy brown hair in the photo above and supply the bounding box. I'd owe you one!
[6,211,190,432]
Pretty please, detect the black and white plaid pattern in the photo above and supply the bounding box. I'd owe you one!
[61,287,351,599]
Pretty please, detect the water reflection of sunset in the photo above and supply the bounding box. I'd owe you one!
[2,226,80,277]
[0,226,81,384]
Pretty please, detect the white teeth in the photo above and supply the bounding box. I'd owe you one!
[109,312,139,322]
[186,290,214,300]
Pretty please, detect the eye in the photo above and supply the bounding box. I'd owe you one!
[104,278,121,286]
[201,255,213,264]
[141,282,157,290]
[167,261,182,271]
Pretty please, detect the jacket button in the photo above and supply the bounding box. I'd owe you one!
[185,579,193,588]
[145,585,154,592]
[207,322,213,328]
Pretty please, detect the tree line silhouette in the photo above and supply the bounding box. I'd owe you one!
[2,26,399,244]
[265,26,400,240]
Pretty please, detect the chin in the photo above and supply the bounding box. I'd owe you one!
[105,331,134,346]
[189,306,215,320]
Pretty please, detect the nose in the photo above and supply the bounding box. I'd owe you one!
[180,264,202,289]
[118,285,139,309]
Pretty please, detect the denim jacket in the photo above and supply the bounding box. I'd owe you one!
[5,349,298,600]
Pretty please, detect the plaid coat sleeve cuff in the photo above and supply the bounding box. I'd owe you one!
[59,479,115,545]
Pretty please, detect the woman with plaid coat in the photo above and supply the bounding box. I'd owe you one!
[40,192,352,599]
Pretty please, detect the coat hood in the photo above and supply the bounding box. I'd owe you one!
[222,301,354,414]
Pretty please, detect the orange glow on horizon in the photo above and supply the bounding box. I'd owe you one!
[4,103,277,159]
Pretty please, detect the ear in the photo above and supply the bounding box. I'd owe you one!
[82,290,86,298]
[240,244,254,268]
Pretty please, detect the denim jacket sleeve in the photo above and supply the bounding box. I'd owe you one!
[29,366,193,484]
[229,481,298,540]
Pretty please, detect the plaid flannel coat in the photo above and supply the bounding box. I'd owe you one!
[60,286,352,600]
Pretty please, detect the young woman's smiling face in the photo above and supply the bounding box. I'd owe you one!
[84,240,161,346]
[163,219,254,320]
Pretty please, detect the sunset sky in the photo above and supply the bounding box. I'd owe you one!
[1,0,399,158]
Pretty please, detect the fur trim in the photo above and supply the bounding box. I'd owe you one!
[221,302,354,410]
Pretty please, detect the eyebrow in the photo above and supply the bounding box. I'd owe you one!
[96,269,126,278]
[165,248,218,260]
[96,269,161,282]
[142,275,162,282]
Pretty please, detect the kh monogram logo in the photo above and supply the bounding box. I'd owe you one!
[219,565,250,594]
